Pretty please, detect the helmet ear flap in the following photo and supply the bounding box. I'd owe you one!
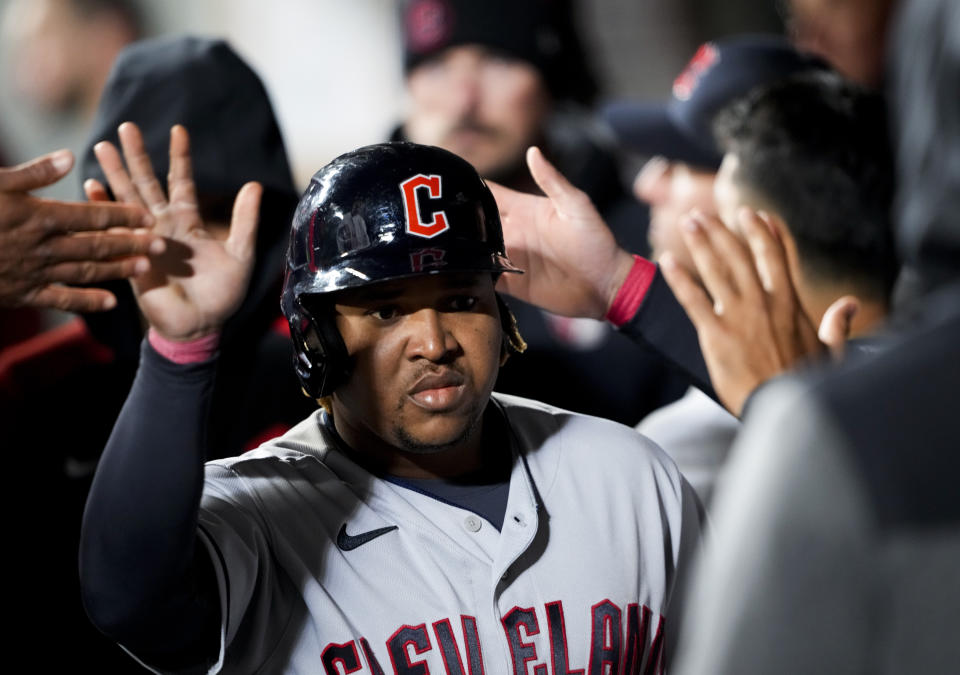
[289,297,351,399]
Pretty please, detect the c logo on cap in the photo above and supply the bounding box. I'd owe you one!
[401,174,450,239]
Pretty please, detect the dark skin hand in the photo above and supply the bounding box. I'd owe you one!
[661,207,856,416]
[0,149,163,312]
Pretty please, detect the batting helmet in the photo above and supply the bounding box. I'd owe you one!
[282,141,522,398]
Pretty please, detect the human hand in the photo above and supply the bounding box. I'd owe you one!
[94,122,261,341]
[660,208,826,416]
[0,149,161,312]
[490,146,635,320]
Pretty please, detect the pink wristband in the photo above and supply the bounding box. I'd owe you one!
[148,327,220,364]
[604,255,657,327]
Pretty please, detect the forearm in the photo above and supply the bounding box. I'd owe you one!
[79,338,220,666]
[608,258,715,399]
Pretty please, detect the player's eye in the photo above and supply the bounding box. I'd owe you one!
[445,295,478,312]
[367,306,400,321]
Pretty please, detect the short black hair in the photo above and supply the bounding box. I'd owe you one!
[713,71,898,301]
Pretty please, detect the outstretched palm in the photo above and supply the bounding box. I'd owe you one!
[489,147,635,320]
[93,123,261,340]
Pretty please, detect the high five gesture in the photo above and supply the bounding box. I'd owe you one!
[91,122,261,340]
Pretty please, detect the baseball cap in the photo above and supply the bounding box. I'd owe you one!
[601,35,830,170]
[401,0,598,105]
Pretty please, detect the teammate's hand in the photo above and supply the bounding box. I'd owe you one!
[660,208,826,416]
[490,146,635,320]
[0,149,161,312]
[94,122,261,341]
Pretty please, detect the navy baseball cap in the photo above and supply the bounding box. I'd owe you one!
[601,35,830,170]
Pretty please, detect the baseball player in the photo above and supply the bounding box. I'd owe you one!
[80,133,703,674]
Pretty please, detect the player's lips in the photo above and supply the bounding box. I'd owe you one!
[408,370,466,411]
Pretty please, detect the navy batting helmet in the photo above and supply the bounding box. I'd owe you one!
[282,141,521,398]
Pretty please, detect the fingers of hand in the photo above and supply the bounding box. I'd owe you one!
[94,140,147,208]
[527,146,591,215]
[42,256,151,286]
[738,208,818,355]
[167,125,199,208]
[37,230,162,264]
[740,209,792,297]
[27,285,119,312]
[0,150,73,193]
[680,212,743,313]
[38,199,151,234]
[118,122,168,209]
[225,182,262,262]
[83,178,111,202]
[661,252,723,332]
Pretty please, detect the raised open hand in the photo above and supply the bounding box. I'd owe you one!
[490,146,635,320]
[94,122,262,340]
[0,149,160,312]
[660,208,827,416]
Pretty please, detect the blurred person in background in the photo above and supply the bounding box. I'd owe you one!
[5,35,307,670]
[783,0,898,88]
[2,0,143,120]
[394,0,686,425]
[673,0,960,670]
[601,35,828,505]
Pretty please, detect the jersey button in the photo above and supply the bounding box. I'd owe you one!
[463,515,482,532]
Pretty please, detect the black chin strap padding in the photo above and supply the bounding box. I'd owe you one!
[311,310,350,397]
[292,297,351,399]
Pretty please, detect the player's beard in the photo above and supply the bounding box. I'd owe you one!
[391,394,487,455]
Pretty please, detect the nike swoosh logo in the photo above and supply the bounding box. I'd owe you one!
[336,523,398,551]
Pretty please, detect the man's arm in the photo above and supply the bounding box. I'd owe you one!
[78,122,261,669]
[80,336,223,668]
[491,147,712,394]
[0,150,162,312]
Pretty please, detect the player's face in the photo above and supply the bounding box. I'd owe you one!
[404,44,551,181]
[633,157,716,274]
[330,272,502,462]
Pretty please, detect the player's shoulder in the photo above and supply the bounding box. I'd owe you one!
[493,391,682,478]
[207,409,334,474]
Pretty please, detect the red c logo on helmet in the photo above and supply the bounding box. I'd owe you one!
[401,174,450,238]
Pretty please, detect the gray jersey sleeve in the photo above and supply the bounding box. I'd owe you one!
[672,380,873,674]
[193,465,293,674]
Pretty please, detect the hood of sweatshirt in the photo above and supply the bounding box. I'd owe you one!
[80,35,298,360]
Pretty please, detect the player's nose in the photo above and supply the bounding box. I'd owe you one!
[405,308,459,362]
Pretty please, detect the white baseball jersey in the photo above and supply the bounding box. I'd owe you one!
[144,393,703,674]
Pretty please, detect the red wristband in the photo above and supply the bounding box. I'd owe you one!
[148,327,220,364]
[604,255,657,327]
